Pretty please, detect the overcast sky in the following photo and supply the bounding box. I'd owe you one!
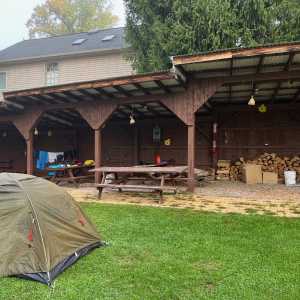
[0,0,126,50]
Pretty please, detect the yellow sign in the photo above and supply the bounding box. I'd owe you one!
[258,104,267,113]
[164,138,171,146]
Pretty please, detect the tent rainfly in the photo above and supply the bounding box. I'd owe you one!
[0,173,102,285]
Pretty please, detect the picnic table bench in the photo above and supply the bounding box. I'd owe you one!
[91,166,188,203]
[45,165,94,187]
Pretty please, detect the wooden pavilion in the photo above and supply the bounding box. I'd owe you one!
[1,42,300,191]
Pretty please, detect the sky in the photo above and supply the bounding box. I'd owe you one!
[0,0,126,50]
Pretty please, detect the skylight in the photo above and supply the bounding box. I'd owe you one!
[72,38,87,45]
[102,35,115,42]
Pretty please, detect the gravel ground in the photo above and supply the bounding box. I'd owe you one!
[66,181,300,218]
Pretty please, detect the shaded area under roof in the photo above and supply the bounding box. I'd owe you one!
[0,27,127,63]
[172,41,300,106]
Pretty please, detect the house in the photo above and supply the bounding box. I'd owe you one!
[0,27,133,100]
[1,38,300,192]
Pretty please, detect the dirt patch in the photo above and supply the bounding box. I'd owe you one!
[66,181,300,218]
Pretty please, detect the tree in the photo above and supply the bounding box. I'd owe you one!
[124,0,300,73]
[27,0,119,38]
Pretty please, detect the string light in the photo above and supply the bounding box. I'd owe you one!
[129,114,136,125]
[34,128,39,136]
[248,95,256,106]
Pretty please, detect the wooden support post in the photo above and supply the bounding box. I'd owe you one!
[26,131,34,175]
[76,102,117,186]
[187,114,196,192]
[12,108,43,175]
[133,125,139,165]
[212,121,218,171]
[94,128,102,184]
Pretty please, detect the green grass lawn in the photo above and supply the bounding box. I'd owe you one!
[1,204,300,300]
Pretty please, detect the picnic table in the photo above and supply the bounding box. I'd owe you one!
[91,166,188,203]
[45,165,94,186]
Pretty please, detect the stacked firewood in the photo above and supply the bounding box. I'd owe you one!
[216,160,231,180]
[229,153,300,181]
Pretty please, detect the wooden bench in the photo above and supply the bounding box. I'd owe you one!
[91,166,187,203]
[0,160,13,171]
[96,183,177,203]
[46,165,94,187]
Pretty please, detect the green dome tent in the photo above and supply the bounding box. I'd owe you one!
[0,173,102,285]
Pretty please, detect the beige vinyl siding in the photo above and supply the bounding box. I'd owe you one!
[0,51,133,93]
[59,52,134,84]
[0,62,45,92]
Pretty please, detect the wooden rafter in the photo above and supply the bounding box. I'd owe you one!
[133,83,151,95]
[271,53,295,104]
[63,91,83,102]
[43,113,73,126]
[95,88,117,99]
[155,80,171,93]
[49,93,78,104]
[251,55,265,98]
[122,104,143,118]
[113,86,131,97]
[142,104,160,116]
[292,88,300,103]
[78,89,99,101]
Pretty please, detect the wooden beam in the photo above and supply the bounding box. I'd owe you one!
[133,125,140,165]
[224,70,300,84]
[187,113,196,192]
[94,128,102,184]
[2,100,24,110]
[76,102,117,130]
[161,79,223,125]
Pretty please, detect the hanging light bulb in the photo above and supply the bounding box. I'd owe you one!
[48,129,52,137]
[34,128,39,136]
[248,95,256,106]
[129,114,136,125]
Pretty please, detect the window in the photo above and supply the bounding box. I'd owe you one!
[72,38,87,45]
[102,35,115,42]
[46,63,59,86]
[0,72,6,90]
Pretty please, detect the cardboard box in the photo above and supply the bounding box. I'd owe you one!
[262,172,278,184]
[243,164,262,184]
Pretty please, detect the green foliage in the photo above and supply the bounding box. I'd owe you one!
[124,0,300,72]
[27,0,119,38]
[1,203,300,299]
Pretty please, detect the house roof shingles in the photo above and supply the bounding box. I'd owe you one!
[0,27,126,63]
